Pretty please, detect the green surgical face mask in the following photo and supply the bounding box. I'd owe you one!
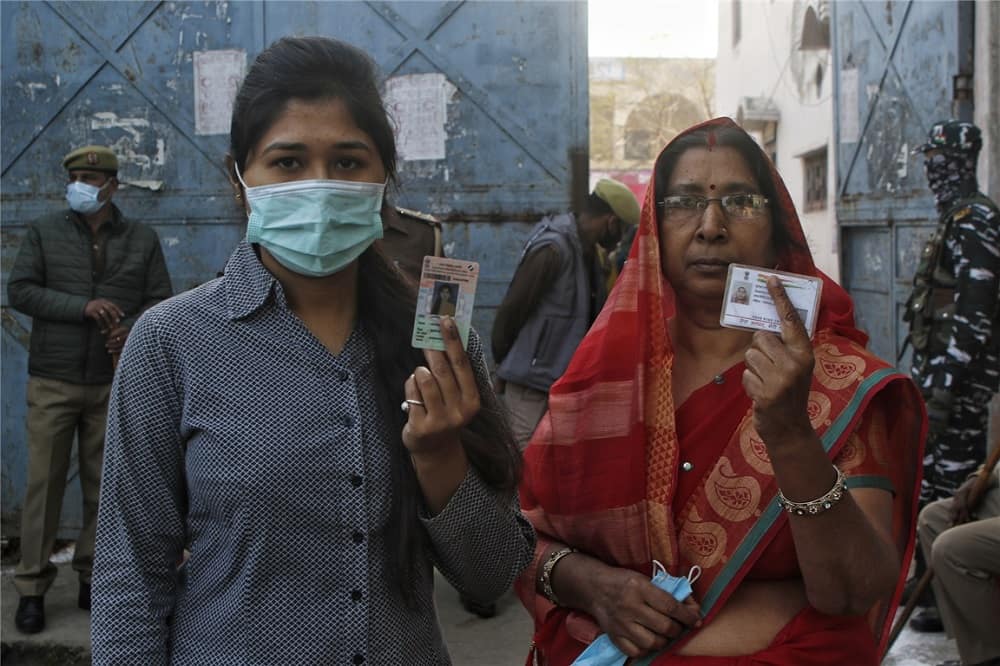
[236,165,385,277]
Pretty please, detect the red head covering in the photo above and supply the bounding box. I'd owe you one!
[525,117,872,562]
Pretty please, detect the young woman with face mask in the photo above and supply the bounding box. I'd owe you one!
[91,36,533,665]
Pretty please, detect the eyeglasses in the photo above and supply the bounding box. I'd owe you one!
[658,193,770,222]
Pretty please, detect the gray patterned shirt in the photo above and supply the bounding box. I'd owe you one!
[91,242,535,665]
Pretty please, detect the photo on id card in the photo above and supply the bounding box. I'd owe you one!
[720,263,822,338]
[412,256,479,351]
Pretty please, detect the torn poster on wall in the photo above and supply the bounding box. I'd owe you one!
[839,67,859,144]
[384,73,456,161]
[194,50,246,136]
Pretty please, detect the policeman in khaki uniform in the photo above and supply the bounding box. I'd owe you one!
[379,205,443,282]
[917,459,1000,666]
[904,120,1000,507]
[7,145,172,633]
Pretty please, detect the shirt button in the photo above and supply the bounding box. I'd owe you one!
[351,589,363,602]
[352,530,365,544]
[350,474,363,488]
[682,461,694,472]
[341,414,355,428]
[712,374,725,384]
[353,654,365,664]
[337,369,349,382]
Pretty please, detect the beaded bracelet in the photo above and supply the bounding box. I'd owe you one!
[539,547,577,606]
[777,465,847,516]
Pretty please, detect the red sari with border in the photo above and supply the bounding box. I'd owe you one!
[516,118,925,665]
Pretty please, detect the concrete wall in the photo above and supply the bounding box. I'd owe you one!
[974,0,1000,450]
[975,0,1000,201]
[715,0,840,281]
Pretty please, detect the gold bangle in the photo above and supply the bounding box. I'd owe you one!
[539,547,576,606]
[777,465,847,516]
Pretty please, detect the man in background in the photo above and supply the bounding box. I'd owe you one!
[917,454,1000,666]
[7,145,173,634]
[492,178,639,448]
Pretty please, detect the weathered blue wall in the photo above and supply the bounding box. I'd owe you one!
[833,0,972,367]
[0,0,588,535]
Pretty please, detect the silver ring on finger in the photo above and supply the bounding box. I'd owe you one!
[400,399,425,414]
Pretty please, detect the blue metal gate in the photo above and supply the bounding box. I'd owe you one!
[1,0,587,535]
[832,0,973,367]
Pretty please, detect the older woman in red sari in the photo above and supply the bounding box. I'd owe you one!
[516,118,925,665]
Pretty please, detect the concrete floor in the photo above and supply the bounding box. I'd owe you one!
[1,557,960,665]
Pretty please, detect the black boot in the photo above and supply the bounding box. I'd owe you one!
[78,582,91,611]
[909,606,944,633]
[15,595,45,634]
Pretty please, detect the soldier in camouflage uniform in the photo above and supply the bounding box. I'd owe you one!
[905,120,1000,507]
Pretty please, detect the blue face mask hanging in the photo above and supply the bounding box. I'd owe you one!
[571,563,702,666]
[235,164,385,278]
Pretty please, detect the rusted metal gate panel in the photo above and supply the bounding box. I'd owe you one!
[832,0,973,367]
[1,0,587,535]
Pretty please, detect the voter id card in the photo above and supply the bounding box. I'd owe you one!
[720,264,823,338]
[412,256,479,351]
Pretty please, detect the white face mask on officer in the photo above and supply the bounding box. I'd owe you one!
[66,180,111,215]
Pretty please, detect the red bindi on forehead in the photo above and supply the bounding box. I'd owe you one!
[706,130,716,151]
[709,184,716,190]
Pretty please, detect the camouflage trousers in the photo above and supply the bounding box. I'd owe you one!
[915,353,1000,506]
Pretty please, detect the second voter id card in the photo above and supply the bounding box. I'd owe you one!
[720,263,823,337]
[411,256,479,351]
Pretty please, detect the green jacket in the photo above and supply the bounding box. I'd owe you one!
[7,205,173,385]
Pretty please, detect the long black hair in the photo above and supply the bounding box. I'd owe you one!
[652,125,804,255]
[228,36,521,602]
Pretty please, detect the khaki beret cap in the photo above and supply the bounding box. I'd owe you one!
[593,178,640,226]
[62,145,119,173]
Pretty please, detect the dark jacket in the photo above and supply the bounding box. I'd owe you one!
[7,205,173,384]
[495,213,595,392]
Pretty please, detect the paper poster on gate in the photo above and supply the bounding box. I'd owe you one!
[193,50,246,136]
[383,73,456,161]
[839,67,860,144]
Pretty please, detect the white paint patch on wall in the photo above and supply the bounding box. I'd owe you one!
[123,180,164,191]
[15,81,47,101]
[91,112,150,143]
